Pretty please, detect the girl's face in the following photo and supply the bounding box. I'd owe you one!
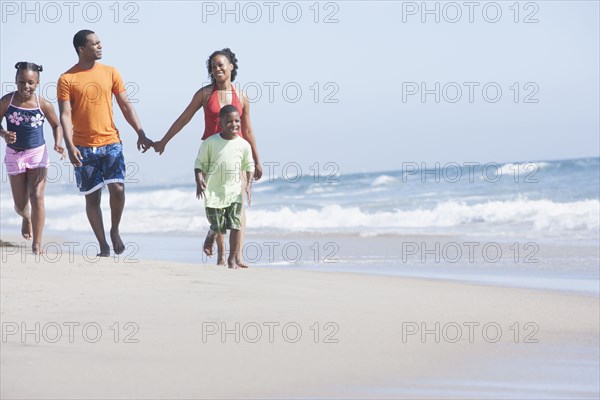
[210,55,233,82]
[16,70,39,99]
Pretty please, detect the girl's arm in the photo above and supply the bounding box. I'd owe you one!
[0,94,16,144]
[40,97,65,158]
[155,87,209,155]
[240,91,262,180]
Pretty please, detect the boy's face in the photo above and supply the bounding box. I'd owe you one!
[219,111,241,136]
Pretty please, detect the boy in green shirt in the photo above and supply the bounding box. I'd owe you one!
[195,105,254,269]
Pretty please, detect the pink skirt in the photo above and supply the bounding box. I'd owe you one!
[4,144,48,175]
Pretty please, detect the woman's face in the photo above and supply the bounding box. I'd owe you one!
[210,55,233,82]
[16,70,39,99]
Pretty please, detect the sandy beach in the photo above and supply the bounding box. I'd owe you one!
[1,236,598,399]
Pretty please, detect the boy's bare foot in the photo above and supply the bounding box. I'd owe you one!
[110,229,125,255]
[21,218,32,240]
[203,230,216,256]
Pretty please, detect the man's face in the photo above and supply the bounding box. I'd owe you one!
[80,34,102,60]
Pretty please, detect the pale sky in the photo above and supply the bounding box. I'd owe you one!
[1,1,598,185]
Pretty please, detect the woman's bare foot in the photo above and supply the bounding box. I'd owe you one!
[203,230,216,257]
[217,256,226,266]
[236,260,249,268]
[227,259,238,269]
[21,217,32,240]
[110,229,125,255]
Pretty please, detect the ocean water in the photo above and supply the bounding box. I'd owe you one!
[1,157,599,292]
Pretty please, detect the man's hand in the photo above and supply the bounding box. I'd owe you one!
[137,130,154,153]
[67,146,83,167]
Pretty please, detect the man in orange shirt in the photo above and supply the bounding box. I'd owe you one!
[58,29,153,257]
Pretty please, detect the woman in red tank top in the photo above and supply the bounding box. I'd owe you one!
[155,49,261,267]
[155,49,262,178]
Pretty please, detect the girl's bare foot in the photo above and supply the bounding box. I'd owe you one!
[21,217,32,240]
[32,242,42,255]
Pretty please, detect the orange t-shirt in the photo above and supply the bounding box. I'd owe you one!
[57,63,126,147]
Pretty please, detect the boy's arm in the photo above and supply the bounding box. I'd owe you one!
[115,90,153,153]
[195,141,210,200]
[195,168,207,200]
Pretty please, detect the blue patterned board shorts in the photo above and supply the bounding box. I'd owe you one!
[205,202,243,234]
[74,143,125,194]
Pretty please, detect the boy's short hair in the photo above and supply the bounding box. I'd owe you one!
[219,104,239,119]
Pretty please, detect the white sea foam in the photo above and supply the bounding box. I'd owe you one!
[496,162,550,177]
[372,175,397,186]
[2,188,597,235]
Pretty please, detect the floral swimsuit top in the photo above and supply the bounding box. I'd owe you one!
[5,92,45,150]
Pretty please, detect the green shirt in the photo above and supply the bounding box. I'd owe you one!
[195,134,254,208]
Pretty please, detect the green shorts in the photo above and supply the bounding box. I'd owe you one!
[205,202,243,234]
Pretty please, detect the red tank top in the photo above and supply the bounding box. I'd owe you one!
[202,84,244,140]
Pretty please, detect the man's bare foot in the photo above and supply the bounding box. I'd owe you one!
[98,244,111,257]
[236,260,249,269]
[203,230,216,257]
[110,229,125,255]
[21,218,32,240]
[227,259,238,269]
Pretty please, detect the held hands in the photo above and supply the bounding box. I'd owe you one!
[137,130,154,153]
[153,139,167,155]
